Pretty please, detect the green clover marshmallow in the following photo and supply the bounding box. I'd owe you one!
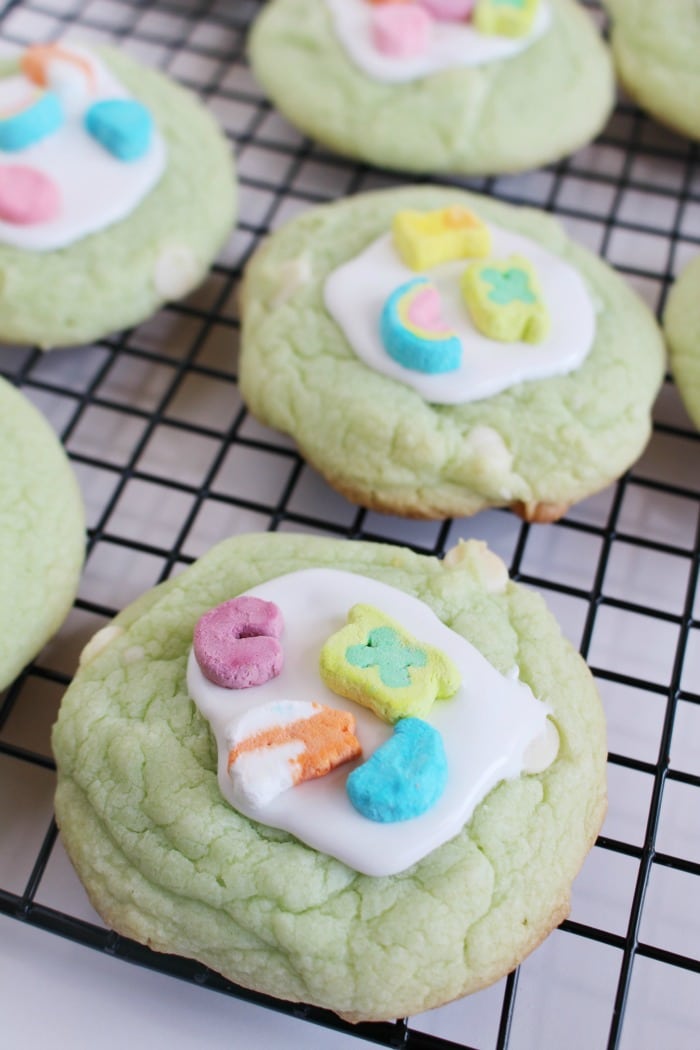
[319,604,461,723]
[461,253,550,344]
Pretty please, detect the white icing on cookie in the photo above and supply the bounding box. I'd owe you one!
[325,0,551,84]
[187,568,556,877]
[0,46,166,252]
[324,227,595,404]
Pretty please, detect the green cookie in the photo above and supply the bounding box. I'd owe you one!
[0,47,237,350]
[604,0,700,141]
[53,532,606,1023]
[0,378,84,690]
[248,0,614,175]
[663,254,700,429]
[239,186,665,522]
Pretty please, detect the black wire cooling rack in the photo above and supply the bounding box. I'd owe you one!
[0,2,698,1048]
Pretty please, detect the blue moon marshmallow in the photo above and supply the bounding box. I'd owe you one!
[346,717,448,823]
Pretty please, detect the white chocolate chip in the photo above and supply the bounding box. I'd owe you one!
[154,245,201,300]
[444,539,508,594]
[443,538,472,569]
[523,719,560,774]
[79,624,124,667]
[463,425,513,479]
[271,255,312,307]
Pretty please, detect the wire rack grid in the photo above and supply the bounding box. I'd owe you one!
[0,1,698,1048]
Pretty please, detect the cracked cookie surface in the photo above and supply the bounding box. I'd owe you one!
[53,531,606,1022]
[239,186,664,521]
[248,0,614,174]
[0,47,236,349]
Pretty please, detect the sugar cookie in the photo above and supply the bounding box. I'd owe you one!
[663,254,700,429]
[604,0,700,141]
[248,0,614,174]
[53,532,606,1022]
[240,186,665,522]
[0,377,84,690]
[0,43,236,348]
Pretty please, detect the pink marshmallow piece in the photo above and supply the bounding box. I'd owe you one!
[0,164,60,225]
[371,5,433,58]
[406,285,451,333]
[416,0,475,20]
[194,595,284,690]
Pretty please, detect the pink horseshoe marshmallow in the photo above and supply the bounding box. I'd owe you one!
[194,595,284,689]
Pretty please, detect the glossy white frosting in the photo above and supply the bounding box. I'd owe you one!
[0,46,166,251]
[187,568,557,876]
[325,0,551,84]
[324,226,596,404]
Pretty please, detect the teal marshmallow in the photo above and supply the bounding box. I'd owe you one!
[85,98,154,161]
[346,625,427,688]
[0,91,63,152]
[346,717,448,823]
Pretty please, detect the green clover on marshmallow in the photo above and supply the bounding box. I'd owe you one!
[319,604,461,723]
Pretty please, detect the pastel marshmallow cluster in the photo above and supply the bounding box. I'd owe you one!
[187,569,559,875]
[379,206,551,374]
[320,603,460,822]
[0,44,156,231]
[369,0,537,56]
[193,593,462,823]
[193,597,364,807]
